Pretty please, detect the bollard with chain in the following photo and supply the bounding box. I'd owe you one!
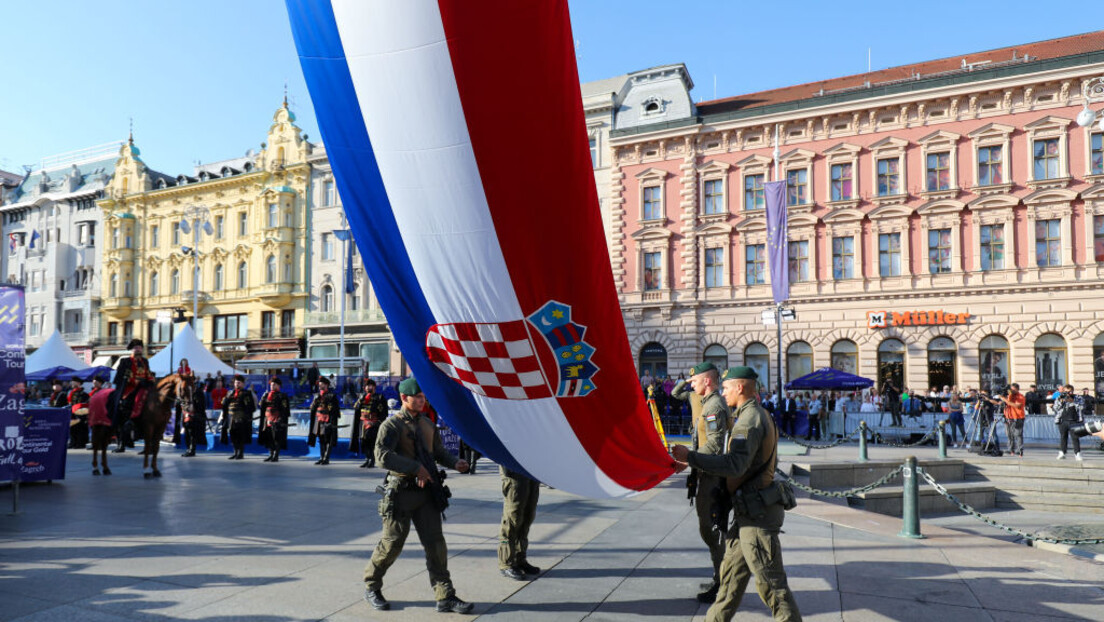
[937,420,947,459]
[899,456,923,539]
[858,420,868,462]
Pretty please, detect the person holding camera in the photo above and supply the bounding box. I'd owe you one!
[994,383,1026,457]
[1054,384,1083,461]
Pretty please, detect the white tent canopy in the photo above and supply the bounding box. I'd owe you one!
[27,331,89,374]
[147,323,240,377]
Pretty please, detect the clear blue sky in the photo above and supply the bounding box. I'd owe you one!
[0,1,1099,176]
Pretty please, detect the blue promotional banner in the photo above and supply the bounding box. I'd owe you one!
[437,420,461,457]
[0,285,25,482]
[20,408,68,482]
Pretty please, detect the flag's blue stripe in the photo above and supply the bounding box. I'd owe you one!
[285,0,526,476]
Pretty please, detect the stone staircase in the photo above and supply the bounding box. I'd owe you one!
[961,456,1104,514]
[790,458,997,517]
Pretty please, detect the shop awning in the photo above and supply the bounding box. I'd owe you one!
[239,352,300,362]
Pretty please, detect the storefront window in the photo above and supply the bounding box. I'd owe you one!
[787,341,813,383]
[744,342,770,390]
[704,344,728,370]
[830,340,858,374]
[927,336,956,390]
[979,335,1010,393]
[1034,333,1067,394]
[638,342,668,379]
[877,338,906,390]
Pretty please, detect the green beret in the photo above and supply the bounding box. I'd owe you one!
[688,361,718,377]
[722,366,759,381]
[398,377,422,396]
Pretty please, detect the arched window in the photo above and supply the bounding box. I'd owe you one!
[214,264,223,291]
[830,340,858,374]
[237,261,248,288]
[283,256,291,281]
[1034,333,1067,393]
[170,269,180,295]
[123,273,132,297]
[321,284,334,313]
[877,338,906,390]
[110,273,117,298]
[266,254,276,283]
[703,344,728,370]
[786,341,813,382]
[979,335,1010,393]
[349,282,361,311]
[744,342,770,388]
[927,336,957,391]
[149,271,159,297]
[638,342,667,378]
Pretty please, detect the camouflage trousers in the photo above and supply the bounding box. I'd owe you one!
[363,486,454,600]
[706,519,802,622]
[498,467,539,569]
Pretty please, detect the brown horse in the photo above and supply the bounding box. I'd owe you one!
[136,373,196,478]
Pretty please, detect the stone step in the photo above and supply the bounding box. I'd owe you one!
[966,475,1101,495]
[994,490,1104,513]
[792,459,964,490]
[847,481,997,517]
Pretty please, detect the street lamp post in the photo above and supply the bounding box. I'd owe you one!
[179,206,213,335]
[333,228,353,397]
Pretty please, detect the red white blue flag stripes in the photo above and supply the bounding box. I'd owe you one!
[285,0,675,497]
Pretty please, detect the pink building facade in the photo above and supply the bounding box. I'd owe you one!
[608,33,1104,396]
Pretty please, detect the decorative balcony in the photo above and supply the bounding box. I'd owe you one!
[101,296,134,319]
[304,308,387,326]
[254,283,293,307]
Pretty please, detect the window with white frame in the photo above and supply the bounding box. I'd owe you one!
[926,152,952,191]
[171,269,180,294]
[980,224,1005,271]
[589,136,598,168]
[1091,133,1103,176]
[267,203,279,228]
[1025,116,1071,184]
[746,244,766,284]
[787,240,809,282]
[704,247,724,288]
[877,158,901,196]
[832,237,854,279]
[978,146,1004,186]
[1033,138,1061,180]
[702,179,724,215]
[150,224,160,248]
[266,254,276,283]
[1095,215,1104,263]
[786,169,807,207]
[321,232,335,261]
[149,271,159,297]
[215,215,224,239]
[214,263,224,291]
[1035,219,1061,267]
[879,233,901,276]
[830,163,853,201]
[323,179,336,206]
[239,212,248,236]
[238,261,248,288]
[110,274,117,298]
[172,222,181,246]
[744,174,764,211]
[928,229,952,274]
[643,251,662,290]
[642,186,662,220]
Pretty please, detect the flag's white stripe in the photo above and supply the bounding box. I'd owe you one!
[330,0,629,498]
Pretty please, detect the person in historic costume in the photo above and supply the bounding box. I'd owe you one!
[49,380,68,408]
[352,378,388,468]
[221,375,256,460]
[258,377,291,462]
[308,376,341,465]
[68,378,90,449]
[87,377,113,475]
[111,338,156,453]
[176,358,194,379]
[180,379,208,457]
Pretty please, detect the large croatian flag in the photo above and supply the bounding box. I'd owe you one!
[286,0,675,498]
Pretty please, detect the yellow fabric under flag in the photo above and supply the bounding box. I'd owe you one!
[647,386,668,449]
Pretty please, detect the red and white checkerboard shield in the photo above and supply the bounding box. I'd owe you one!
[426,321,553,400]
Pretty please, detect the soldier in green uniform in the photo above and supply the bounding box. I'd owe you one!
[362,377,473,614]
[681,361,731,603]
[221,375,256,460]
[497,467,541,581]
[673,366,802,622]
[308,376,342,465]
[258,377,291,463]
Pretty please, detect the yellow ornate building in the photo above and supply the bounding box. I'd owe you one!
[96,102,310,366]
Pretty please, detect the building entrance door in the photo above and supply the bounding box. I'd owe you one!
[927,336,956,390]
[638,342,668,379]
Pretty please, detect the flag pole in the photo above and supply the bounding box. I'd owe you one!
[772,124,784,406]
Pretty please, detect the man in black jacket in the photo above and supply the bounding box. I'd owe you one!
[222,375,256,460]
[259,377,291,462]
[309,376,341,465]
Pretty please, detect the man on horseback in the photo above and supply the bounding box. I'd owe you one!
[111,338,156,453]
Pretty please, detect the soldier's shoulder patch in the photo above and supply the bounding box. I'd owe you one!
[705,413,717,422]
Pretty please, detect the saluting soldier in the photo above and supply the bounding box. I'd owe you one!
[673,367,802,622]
[353,378,388,468]
[68,379,90,449]
[259,377,291,463]
[308,376,341,465]
[363,377,472,613]
[221,375,256,460]
[683,361,731,604]
[111,338,156,452]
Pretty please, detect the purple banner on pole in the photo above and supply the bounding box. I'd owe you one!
[765,181,789,304]
[0,285,25,482]
[20,408,68,482]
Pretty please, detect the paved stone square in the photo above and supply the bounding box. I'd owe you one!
[2,448,1103,621]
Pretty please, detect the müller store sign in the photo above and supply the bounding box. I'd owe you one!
[867,310,971,329]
